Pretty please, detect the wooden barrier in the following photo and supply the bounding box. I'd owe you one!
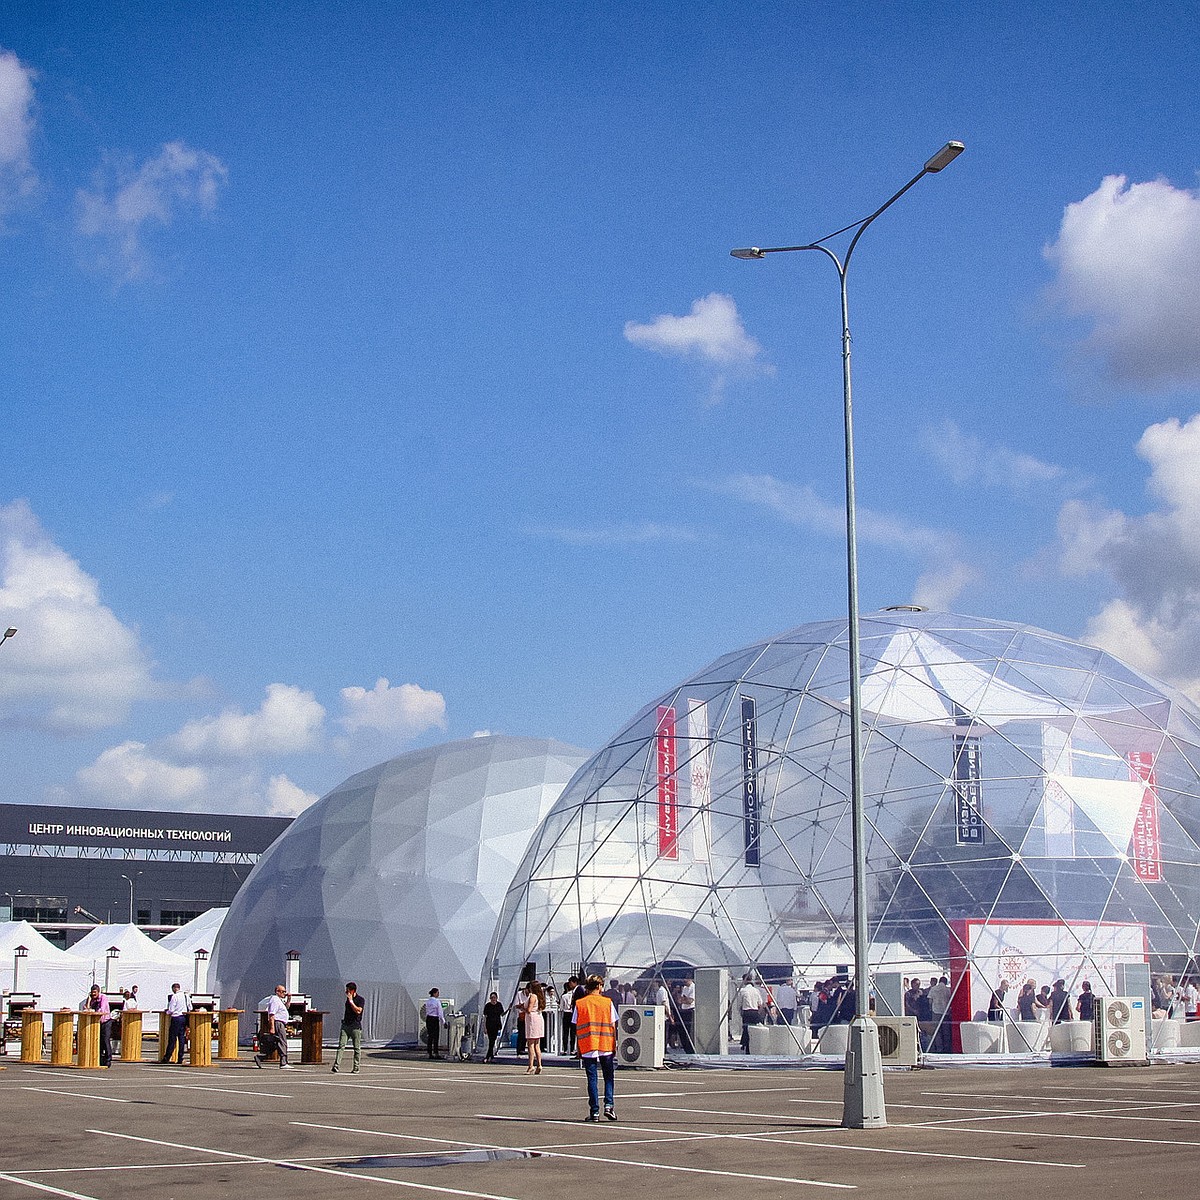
[187,1012,212,1067]
[121,1010,143,1062]
[217,1010,241,1060]
[50,1011,74,1066]
[77,1010,101,1068]
[20,1011,44,1064]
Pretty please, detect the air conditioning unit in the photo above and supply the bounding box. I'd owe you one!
[1095,996,1147,1065]
[873,1016,919,1067]
[617,1005,665,1068]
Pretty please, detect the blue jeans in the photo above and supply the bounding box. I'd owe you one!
[583,1054,614,1113]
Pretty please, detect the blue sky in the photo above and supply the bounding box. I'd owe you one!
[2,0,1200,815]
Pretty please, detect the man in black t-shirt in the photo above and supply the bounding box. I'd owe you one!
[331,982,365,1073]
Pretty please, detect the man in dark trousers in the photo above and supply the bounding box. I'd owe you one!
[331,982,364,1073]
[482,992,506,1062]
[423,988,446,1058]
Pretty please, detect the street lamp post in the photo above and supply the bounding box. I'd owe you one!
[119,872,143,925]
[731,140,964,1129]
[0,627,16,647]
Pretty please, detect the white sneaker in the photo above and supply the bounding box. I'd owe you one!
[279,1063,296,1070]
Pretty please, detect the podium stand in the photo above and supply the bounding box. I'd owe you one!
[20,1011,44,1064]
[187,1012,213,1067]
[217,1010,241,1060]
[50,1012,74,1066]
[77,1011,101,1068]
[301,1011,326,1064]
[121,1010,144,1062]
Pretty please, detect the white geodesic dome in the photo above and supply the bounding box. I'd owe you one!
[487,609,1200,1017]
[211,735,588,1043]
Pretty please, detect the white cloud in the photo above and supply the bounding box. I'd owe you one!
[1055,412,1200,698]
[523,521,699,546]
[76,139,227,278]
[624,293,764,365]
[716,473,975,609]
[77,741,209,807]
[922,420,1078,493]
[0,500,155,733]
[1045,174,1200,389]
[264,774,319,817]
[169,682,325,759]
[0,47,36,213]
[337,677,446,737]
[76,745,316,817]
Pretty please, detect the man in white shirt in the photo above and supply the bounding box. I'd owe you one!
[162,982,189,1064]
[423,988,446,1059]
[678,976,696,1053]
[774,978,798,1026]
[255,985,294,1069]
[737,975,765,1053]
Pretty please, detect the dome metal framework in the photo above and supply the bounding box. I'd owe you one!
[488,610,1200,1015]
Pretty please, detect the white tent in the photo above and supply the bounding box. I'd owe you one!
[157,908,226,957]
[0,921,91,1010]
[70,924,193,1008]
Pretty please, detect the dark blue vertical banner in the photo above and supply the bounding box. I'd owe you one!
[740,696,761,866]
[953,710,984,845]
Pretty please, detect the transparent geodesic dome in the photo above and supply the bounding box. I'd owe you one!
[487,609,1200,1015]
[212,735,588,1043]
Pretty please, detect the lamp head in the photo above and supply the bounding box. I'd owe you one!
[924,141,965,172]
[730,247,765,259]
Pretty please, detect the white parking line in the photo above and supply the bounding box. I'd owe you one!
[21,1088,130,1104]
[165,1084,293,1098]
[0,1173,99,1200]
[305,1081,448,1094]
[299,1118,855,1190]
[85,1130,521,1200]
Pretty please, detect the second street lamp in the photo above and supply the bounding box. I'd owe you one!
[731,140,964,1129]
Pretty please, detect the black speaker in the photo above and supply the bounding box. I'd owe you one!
[519,961,536,983]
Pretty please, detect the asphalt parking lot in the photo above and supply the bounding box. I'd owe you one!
[2,1052,1198,1199]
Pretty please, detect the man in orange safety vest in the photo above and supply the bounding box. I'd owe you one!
[572,974,618,1121]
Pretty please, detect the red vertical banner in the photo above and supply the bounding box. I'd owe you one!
[1128,751,1162,882]
[656,705,678,860]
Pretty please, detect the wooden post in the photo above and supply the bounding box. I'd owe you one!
[301,1011,326,1064]
[187,1012,212,1067]
[20,1011,44,1064]
[77,1011,101,1069]
[217,1010,242,1060]
[120,1010,144,1062]
[50,1011,74,1066]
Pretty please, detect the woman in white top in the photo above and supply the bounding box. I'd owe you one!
[524,980,546,1074]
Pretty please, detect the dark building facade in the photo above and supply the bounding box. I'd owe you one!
[0,803,290,946]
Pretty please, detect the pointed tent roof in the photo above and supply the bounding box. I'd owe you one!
[158,908,227,956]
[71,923,190,966]
[0,920,85,962]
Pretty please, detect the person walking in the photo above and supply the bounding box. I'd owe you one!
[572,974,618,1122]
[331,982,364,1073]
[524,980,546,1074]
[255,984,294,1069]
[162,982,189,1064]
[483,992,506,1062]
[423,988,446,1059]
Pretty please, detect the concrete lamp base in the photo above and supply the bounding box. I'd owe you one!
[842,1017,887,1128]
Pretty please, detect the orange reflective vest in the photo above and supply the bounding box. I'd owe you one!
[574,993,616,1056]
